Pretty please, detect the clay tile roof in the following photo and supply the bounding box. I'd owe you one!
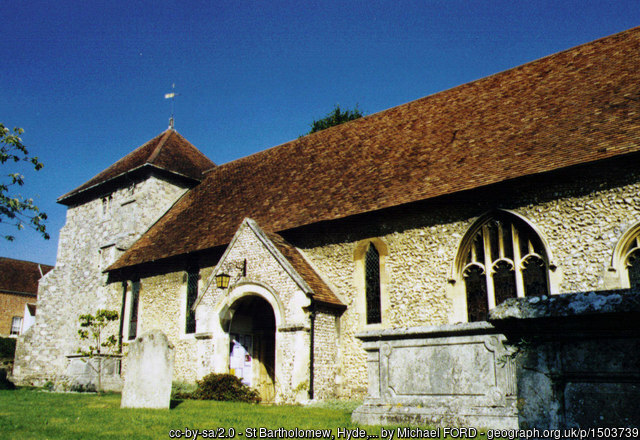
[0,257,53,296]
[109,26,640,271]
[58,129,215,204]
[265,231,345,308]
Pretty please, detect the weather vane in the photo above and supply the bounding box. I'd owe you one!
[164,83,179,129]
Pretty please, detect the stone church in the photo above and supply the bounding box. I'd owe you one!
[13,27,640,427]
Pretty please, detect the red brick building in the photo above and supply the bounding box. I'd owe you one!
[0,258,53,337]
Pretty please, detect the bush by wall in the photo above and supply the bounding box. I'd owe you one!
[0,338,17,359]
[191,373,260,403]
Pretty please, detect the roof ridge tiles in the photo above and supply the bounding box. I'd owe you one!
[146,129,174,165]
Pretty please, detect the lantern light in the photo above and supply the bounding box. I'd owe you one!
[215,273,231,289]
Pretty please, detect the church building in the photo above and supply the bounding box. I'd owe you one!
[12,26,640,424]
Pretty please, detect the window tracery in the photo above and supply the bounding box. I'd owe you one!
[459,212,549,321]
[620,235,640,289]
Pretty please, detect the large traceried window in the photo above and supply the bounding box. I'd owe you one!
[626,245,640,288]
[613,225,640,289]
[459,212,550,322]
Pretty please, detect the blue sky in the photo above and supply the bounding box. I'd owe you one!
[1,1,639,265]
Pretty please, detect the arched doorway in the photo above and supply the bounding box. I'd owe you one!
[228,295,276,402]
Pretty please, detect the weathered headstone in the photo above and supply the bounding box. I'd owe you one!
[121,330,174,409]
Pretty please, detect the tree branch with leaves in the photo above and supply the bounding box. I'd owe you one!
[307,105,364,134]
[77,309,119,392]
[0,123,49,241]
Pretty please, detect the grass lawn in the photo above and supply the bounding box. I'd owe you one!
[0,389,371,440]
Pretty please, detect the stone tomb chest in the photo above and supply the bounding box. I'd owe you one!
[353,291,640,430]
[352,322,518,429]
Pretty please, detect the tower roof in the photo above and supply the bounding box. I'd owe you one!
[58,129,215,205]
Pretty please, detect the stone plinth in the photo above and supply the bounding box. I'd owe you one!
[352,322,518,429]
[66,354,122,392]
[121,330,174,409]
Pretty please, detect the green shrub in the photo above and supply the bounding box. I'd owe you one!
[0,337,17,359]
[192,373,260,403]
[171,381,198,400]
[69,382,96,393]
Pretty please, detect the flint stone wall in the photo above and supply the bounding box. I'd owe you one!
[121,330,174,409]
[312,305,341,400]
[293,161,640,400]
[127,269,207,383]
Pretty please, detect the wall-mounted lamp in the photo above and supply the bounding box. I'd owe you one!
[215,273,231,289]
[215,259,247,289]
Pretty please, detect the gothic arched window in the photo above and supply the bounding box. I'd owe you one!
[617,233,640,289]
[355,238,388,327]
[459,212,550,322]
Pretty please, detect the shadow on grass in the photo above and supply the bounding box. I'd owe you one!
[0,370,16,390]
[170,399,184,409]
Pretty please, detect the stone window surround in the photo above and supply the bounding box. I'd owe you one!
[122,280,141,341]
[100,195,113,220]
[98,186,138,222]
[354,238,390,330]
[180,268,201,340]
[609,221,640,289]
[447,210,560,323]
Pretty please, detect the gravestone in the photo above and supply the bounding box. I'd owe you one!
[121,330,174,409]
